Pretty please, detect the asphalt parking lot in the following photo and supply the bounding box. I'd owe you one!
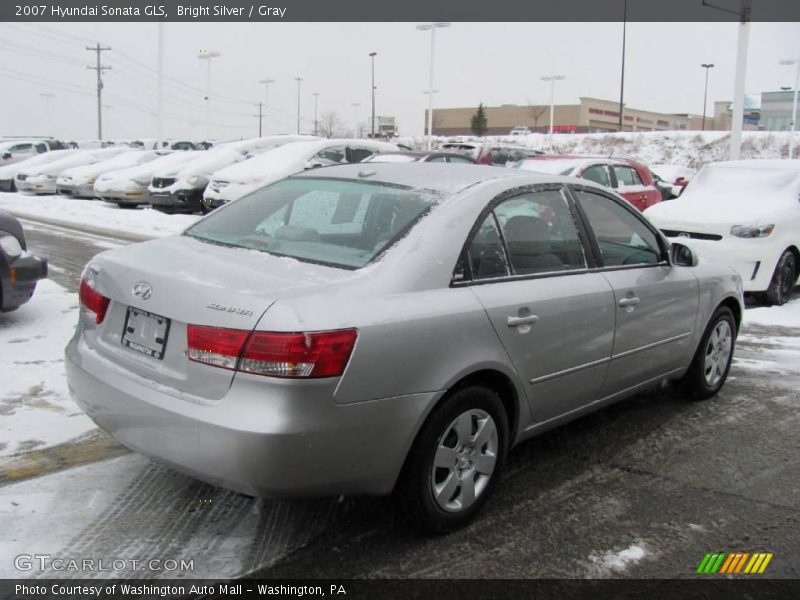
[0,221,798,579]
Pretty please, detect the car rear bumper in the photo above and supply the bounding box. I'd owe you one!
[1,252,47,311]
[65,333,436,498]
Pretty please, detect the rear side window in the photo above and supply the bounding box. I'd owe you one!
[575,190,662,266]
[581,165,611,187]
[467,214,509,280]
[611,165,642,187]
[186,178,439,269]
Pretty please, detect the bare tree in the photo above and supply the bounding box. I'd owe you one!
[317,110,344,138]
[526,99,548,130]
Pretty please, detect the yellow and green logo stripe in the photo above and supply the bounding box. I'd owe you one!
[697,552,773,574]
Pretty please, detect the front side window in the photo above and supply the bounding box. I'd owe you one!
[611,165,642,187]
[575,190,662,266]
[314,147,347,165]
[10,144,32,154]
[186,178,438,269]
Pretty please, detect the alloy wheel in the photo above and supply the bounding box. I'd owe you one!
[703,320,733,388]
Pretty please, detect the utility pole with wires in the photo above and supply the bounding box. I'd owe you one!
[254,101,264,137]
[86,42,111,141]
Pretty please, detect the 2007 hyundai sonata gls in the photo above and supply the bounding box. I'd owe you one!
[66,163,743,532]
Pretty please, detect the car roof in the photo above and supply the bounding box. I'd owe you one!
[290,162,575,196]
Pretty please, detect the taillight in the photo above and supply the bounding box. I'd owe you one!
[186,326,357,378]
[79,277,110,324]
[187,325,249,370]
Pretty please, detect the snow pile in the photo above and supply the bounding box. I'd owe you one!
[401,131,799,169]
[0,279,95,459]
[588,544,648,576]
[0,193,198,240]
[745,298,800,328]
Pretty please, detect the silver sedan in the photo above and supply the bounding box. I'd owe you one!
[66,164,743,532]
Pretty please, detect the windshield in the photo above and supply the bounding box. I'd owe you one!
[691,165,799,193]
[185,177,439,269]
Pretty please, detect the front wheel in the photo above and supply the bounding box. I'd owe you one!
[396,385,508,533]
[765,250,797,306]
[683,306,736,400]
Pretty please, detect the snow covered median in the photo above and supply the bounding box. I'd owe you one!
[0,193,198,241]
[0,279,95,459]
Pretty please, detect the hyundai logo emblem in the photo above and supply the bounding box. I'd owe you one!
[132,281,152,300]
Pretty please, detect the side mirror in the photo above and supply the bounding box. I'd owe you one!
[2,153,11,160]
[670,242,698,267]
[304,160,324,170]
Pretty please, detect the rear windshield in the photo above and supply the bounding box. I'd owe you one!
[185,177,439,269]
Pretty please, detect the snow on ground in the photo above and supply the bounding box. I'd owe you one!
[0,279,95,458]
[0,193,197,240]
[398,130,799,169]
[745,296,800,328]
[587,543,648,576]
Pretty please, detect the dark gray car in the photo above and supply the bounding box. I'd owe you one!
[66,164,743,532]
[0,211,48,311]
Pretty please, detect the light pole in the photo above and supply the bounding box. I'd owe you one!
[258,78,275,136]
[618,0,627,131]
[313,92,321,136]
[541,75,565,136]
[198,49,221,142]
[351,102,361,137]
[701,64,715,131]
[39,92,55,135]
[369,52,377,138]
[417,22,450,150]
[294,77,303,134]
[779,58,800,159]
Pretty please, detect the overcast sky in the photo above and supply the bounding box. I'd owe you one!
[0,21,797,141]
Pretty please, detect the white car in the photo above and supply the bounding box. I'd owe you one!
[202,139,399,210]
[57,150,161,198]
[15,148,130,195]
[149,136,320,214]
[645,159,800,305]
[0,149,78,192]
[0,139,52,168]
[94,151,201,207]
[509,126,531,136]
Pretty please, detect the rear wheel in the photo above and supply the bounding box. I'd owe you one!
[115,202,138,209]
[765,250,796,306]
[397,385,508,533]
[683,306,736,400]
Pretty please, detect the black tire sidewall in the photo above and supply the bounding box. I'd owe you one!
[685,306,736,399]
[767,251,796,306]
[398,386,509,534]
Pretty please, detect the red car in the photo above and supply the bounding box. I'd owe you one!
[515,155,662,211]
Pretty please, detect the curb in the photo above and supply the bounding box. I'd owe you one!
[5,211,159,243]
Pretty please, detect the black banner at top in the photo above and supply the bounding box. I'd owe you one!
[3,0,800,22]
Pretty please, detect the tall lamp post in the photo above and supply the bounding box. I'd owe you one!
[198,49,221,142]
[417,22,450,150]
[541,75,565,136]
[258,78,275,136]
[294,77,303,134]
[369,52,377,138]
[779,58,800,159]
[701,63,715,131]
[313,92,321,136]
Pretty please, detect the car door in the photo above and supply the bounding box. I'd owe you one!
[609,164,651,211]
[465,186,616,422]
[572,187,699,397]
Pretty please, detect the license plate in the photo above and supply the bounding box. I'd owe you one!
[121,306,171,360]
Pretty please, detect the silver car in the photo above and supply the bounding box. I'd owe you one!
[66,164,743,532]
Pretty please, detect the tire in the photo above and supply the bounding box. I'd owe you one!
[765,250,797,306]
[116,202,138,209]
[396,385,508,534]
[683,306,736,400]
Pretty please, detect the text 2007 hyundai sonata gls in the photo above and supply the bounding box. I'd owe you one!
[66,163,743,532]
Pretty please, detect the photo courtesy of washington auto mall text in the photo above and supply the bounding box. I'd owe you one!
[1,0,799,599]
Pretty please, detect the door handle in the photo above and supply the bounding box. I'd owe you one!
[618,297,640,307]
[507,315,540,327]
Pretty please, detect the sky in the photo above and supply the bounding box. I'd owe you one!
[0,21,798,141]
